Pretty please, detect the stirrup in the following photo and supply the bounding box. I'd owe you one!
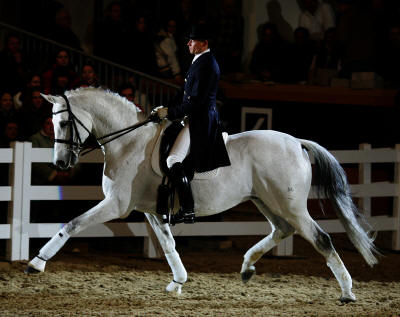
[169,209,195,225]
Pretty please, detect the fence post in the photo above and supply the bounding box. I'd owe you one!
[20,142,33,260]
[272,236,293,256]
[393,144,400,250]
[358,144,371,217]
[6,142,24,261]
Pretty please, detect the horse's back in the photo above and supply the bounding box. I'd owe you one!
[226,129,304,161]
[225,129,312,190]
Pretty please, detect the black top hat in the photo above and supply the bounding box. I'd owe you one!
[188,23,212,40]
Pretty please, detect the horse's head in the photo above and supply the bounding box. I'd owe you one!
[41,93,92,169]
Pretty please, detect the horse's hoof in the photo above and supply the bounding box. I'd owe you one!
[339,294,356,303]
[24,265,41,274]
[166,281,183,294]
[241,266,256,283]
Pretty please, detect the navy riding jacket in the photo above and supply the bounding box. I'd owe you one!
[167,52,231,173]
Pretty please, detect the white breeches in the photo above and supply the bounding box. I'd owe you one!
[166,124,190,169]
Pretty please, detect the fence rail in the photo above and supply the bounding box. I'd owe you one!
[0,142,399,261]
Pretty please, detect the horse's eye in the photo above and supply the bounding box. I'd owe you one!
[59,121,69,128]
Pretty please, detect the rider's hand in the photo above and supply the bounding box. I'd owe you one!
[157,107,168,120]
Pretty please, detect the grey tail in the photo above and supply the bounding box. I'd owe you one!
[300,139,379,266]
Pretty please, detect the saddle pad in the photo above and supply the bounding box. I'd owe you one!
[151,122,228,180]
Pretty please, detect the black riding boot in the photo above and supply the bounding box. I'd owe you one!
[169,162,195,224]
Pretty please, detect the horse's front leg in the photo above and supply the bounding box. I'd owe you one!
[26,197,122,273]
[145,213,187,294]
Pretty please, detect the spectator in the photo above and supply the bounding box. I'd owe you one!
[286,27,316,83]
[334,0,379,77]
[41,49,79,94]
[75,63,100,88]
[0,92,19,133]
[13,73,41,110]
[19,88,51,139]
[0,120,20,148]
[257,0,294,49]
[249,23,288,82]
[30,115,76,185]
[118,83,136,103]
[0,34,32,94]
[312,27,340,69]
[50,69,71,95]
[47,7,82,50]
[213,0,244,74]
[94,1,130,65]
[298,0,336,41]
[154,18,183,83]
[129,14,158,75]
[309,27,341,85]
[118,83,143,111]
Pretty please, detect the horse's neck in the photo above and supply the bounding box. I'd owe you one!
[75,91,156,161]
[88,96,143,137]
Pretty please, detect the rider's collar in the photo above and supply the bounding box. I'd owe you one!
[192,48,210,64]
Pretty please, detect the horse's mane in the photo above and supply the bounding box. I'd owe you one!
[65,87,142,113]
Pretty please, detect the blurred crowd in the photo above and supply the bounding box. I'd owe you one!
[250,0,400,87]
[1,0,400,157]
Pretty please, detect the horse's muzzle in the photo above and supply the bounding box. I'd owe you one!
[56,160,69,170]
[55,151,78,170]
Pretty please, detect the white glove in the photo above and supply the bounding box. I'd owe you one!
[157,107,168,120]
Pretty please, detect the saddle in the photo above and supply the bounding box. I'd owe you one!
[153,121,228,223]
[151,122,227,180]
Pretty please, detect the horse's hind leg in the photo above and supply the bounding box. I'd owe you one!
[292,213,356,302]
[145,213,187,294]
[241,198,295,283]
[26,197,122,273]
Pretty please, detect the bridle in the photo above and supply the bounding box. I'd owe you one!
[52,94,160,157]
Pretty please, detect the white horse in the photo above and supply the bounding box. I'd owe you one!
[26,87,377,302]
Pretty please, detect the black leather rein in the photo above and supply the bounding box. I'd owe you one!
[52,94,160,157]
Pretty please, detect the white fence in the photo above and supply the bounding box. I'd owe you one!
[0,142,399,261]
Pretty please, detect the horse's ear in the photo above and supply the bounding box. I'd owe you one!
[40,93,64,105]
[40,93,56,104]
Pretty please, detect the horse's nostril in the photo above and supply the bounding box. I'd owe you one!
[56,160,66,169]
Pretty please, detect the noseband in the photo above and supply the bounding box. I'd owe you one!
[52,95,88,156]
[52,94,160,157]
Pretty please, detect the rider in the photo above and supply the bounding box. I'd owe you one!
[156,23,231,224]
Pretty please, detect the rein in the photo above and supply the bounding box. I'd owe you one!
[53,94,160,157]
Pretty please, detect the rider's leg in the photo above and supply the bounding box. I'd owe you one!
[166,124,190,169]
[166,125,195,224]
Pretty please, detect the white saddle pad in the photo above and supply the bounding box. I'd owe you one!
[151,122,229,180]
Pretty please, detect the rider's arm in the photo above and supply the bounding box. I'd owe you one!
[167,58,218,120]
